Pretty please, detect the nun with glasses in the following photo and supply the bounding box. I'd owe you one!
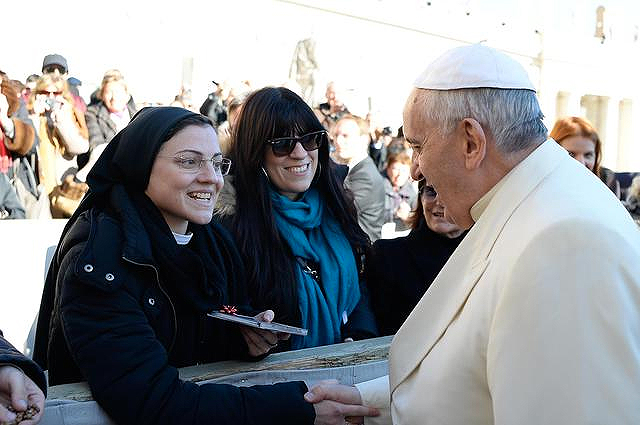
[32,107,372,425]
[216,87,378,351]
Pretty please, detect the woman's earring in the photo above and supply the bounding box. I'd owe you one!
[261,166,271,183]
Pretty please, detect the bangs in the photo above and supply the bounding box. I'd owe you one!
[264,93,324,139]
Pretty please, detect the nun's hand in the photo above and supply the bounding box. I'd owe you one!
[239,310,290,357]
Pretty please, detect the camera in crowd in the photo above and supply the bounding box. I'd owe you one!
[45,97,60,112]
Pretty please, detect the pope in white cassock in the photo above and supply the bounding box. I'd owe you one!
[305,44,640,425]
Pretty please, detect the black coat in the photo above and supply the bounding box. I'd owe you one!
[0,332,46,396]
[33,186,314,425]
[366,223,465,335]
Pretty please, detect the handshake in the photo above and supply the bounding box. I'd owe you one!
[304,380,380,425]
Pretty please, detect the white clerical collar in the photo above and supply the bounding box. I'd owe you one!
[172,231,193,245]
[470,177,506,222]
[470,139,552,222]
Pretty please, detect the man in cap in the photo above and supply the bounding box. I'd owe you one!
[40,54,89,141]
[41,54,68,76]
[42,53,88,115]
[304,44,640,424]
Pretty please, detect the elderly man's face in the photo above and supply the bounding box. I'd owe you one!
[403,89,473,229]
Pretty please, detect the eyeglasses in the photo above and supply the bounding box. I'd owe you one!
[420,184,437,200]
[265,130,327,157]
[36,90,63,96]
[159,154,232,175]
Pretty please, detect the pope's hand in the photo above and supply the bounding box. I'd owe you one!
[305,381,379,425]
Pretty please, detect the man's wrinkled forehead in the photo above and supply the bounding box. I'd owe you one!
[403,89,430,138]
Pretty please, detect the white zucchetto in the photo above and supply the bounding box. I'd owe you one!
[414,44,536,92]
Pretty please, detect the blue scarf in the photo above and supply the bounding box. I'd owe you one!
[270,188,361,348]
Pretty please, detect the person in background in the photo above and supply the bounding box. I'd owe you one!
[624,175,640,221]
[217,87,378,351]
[28,73,89,213]
[369,125,393,171]
[65,77,85,110]
[217,91,249,154]
[550,116,621,198]
[382,151,417,232]
[41,53,88,116]
[315,81,349,132]
[0,173,25,219]
[200,81,228,127]
[0,331,45,424]
[368,180,465,335]
[169,86,195,111]
[78,70,136,181]
[0,176,23,220]
[333,114,386,241]
[22,75,40,104]
[1,71,40,218]
[1,72,36,174]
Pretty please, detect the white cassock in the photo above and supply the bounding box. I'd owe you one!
[357,140,640,425]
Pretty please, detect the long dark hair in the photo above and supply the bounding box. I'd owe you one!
[228,87,368,325]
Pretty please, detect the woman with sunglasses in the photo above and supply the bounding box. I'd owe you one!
[34,107,353,425]
[366,180,466,335]
[217,87,378,350]
[29,73,89,216]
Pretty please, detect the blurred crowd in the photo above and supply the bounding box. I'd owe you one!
[2,53,639,227]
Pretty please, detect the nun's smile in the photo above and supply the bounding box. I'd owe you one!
[146,125,223,234]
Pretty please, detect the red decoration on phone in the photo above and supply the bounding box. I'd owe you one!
[220,305,238,315]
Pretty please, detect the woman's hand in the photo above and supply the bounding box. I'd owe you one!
[239,310,290,357]
[32,95,47,116]
[49,96,72,126]
[0,366,45,425]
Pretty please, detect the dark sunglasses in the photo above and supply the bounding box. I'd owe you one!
[265,130,327,157]
[43,65,66,74]
[36,90,63,96]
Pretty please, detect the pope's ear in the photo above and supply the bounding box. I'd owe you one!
[461,118,487,170]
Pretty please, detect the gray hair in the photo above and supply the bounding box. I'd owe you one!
[417,88,548,154]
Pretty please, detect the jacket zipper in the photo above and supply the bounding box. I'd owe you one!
[122,256,178,354]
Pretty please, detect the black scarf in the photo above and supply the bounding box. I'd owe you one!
[127,189,245,313]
